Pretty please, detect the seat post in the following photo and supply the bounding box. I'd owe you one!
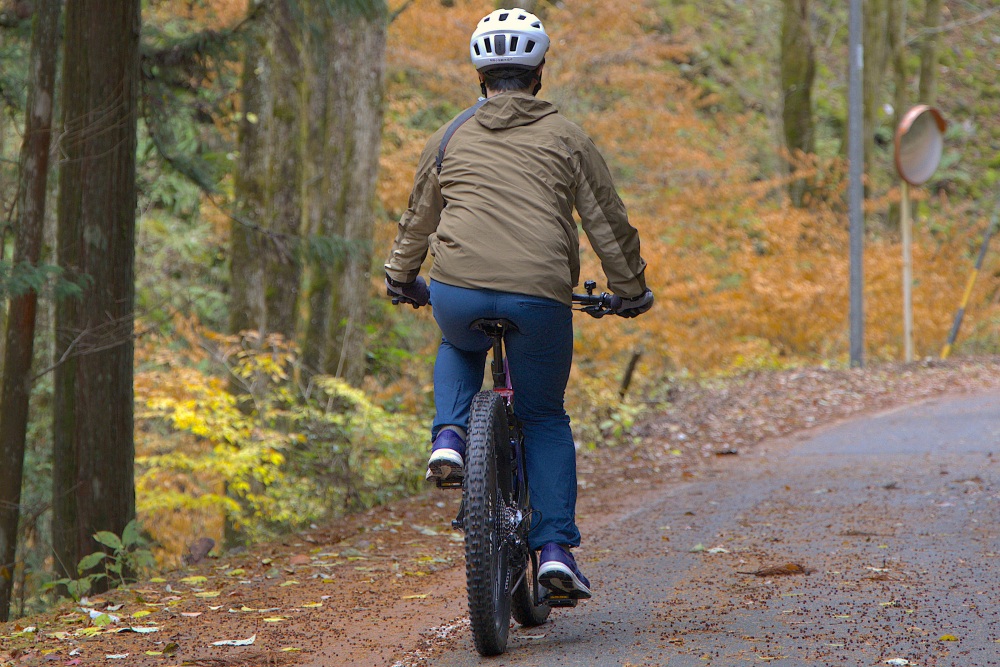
[490,328,506,389]
[470,318,517,391]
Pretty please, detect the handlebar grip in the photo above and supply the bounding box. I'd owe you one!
[572,291,616,318]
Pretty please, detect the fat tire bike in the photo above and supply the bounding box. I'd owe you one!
[435,281,614,656]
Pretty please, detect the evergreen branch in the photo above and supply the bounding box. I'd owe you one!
[204,193,367,264]
[0,12,26,29]
[142,104,219,193]
[139,2,266,73]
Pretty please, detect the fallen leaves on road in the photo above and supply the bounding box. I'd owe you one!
[738,563,815,577]
[211,633,256,646]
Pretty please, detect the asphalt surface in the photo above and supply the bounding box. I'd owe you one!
[430,391,1000,666]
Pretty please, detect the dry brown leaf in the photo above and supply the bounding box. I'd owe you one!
[738,563,815,577]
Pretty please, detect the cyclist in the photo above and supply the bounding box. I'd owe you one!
[384,7,652,601]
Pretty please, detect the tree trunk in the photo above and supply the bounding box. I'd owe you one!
[229,11,268,337]
[862,0,889,178]
[230,0,302,341]
[886,0,907,227]
[301,1,386,383]
[496,0,537,12]
[918,0,942,105]
[0,0,60,622]
[887,0,908,128]
[52,0,139,585]
[779,0,815,207]
[299,1,333,378]
[260,0,302,340]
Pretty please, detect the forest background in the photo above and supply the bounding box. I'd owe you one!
[0,0,997,621]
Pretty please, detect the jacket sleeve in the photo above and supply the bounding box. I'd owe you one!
[574,136,648,298]
[384,131,447,284]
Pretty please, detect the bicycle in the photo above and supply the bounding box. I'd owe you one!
[432,280,615,656]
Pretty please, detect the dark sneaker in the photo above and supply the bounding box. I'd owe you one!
[537,543,592,599]
[425,429,466,484]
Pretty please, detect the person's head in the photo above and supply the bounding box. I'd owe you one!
[469,8,549,97]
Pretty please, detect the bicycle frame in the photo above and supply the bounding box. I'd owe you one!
[452,320,529,546]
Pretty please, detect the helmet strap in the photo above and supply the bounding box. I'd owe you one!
[531,64,543,95]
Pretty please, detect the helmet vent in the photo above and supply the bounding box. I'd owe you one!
[470,8,549,71]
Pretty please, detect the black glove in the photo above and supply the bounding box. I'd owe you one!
[386,274,430,308]
[610,289,653,318]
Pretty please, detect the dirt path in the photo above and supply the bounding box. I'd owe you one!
[3,358,1000,667]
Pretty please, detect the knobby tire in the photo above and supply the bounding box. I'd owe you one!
[464,390,513,656]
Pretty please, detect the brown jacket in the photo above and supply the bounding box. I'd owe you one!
[384,92,647,305]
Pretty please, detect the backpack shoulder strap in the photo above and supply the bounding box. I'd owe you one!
[435,98,488,175]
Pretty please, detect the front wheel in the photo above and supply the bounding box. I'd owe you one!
[464,391,513,656]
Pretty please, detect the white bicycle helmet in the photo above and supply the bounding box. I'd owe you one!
[470,8,549,72]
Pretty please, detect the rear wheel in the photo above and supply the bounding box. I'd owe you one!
[464,391,513,656]
[511,548,551,627]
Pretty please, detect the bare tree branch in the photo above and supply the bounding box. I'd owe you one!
[906,6,1000,45]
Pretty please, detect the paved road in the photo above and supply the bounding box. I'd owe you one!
[432,392,1000,666]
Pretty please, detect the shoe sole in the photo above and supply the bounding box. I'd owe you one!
[538,562,592,599]
[426,451,464,483]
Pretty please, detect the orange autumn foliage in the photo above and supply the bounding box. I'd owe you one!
[378,0,1000,388]
[117,0,999,563]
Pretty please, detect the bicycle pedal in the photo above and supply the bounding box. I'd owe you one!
[541,593,578,608]
[435,479,462,490]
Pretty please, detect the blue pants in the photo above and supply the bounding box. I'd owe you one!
[429,281,581,549]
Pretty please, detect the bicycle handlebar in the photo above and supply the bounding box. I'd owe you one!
[572,280,617,319]
[388,279,618,317]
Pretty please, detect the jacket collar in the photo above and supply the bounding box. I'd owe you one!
[474,92,557,130]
